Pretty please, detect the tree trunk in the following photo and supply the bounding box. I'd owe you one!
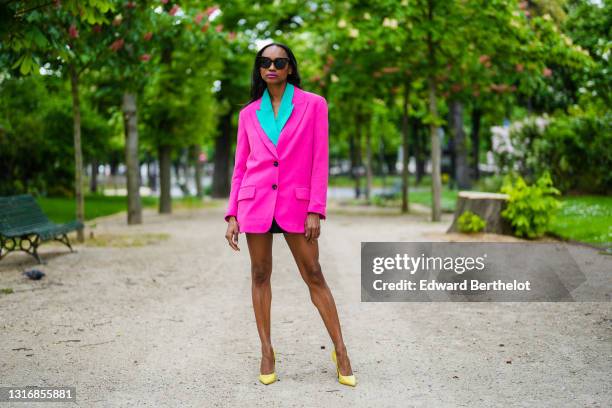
[69,65,85,242]
[137,159,143,194]
[446,191,513,235]
[90,159,98,193]
[378,134,387,192]
[146,152,157,192]
[110,160,118,176]
[349,115,359,199]
[470,106,481,180]
[427,0,442,222]
[122,92,142,224]
[364,115,373,202]
[446,117,456,189]
[176,148,190,197]
[192,144,204,198]
[212,111,231,198]
[354,113,363,199]
[413,117,425,184]
[401,79,410,213]
[428,78,442,221]
[451,100,471,189]
[158,144,172,214]
[356,116,363,197]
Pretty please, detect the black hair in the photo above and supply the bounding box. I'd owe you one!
[245,42,301,107]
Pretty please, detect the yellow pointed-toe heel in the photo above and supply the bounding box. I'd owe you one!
[331,349,356,387]
[258,350,277,385]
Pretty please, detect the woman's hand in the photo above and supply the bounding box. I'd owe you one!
[225,216,240,251]
[304,213,321,243]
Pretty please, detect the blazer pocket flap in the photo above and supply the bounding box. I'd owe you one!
[238,185,256,200]
[294,187,310,201]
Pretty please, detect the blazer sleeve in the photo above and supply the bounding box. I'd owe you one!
[224,110,250,222]
[307,96,329,220]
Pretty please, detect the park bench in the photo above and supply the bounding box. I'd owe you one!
[0,194,83,264]
[378,179,402,199]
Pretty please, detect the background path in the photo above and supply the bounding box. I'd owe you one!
[1,202,610,407]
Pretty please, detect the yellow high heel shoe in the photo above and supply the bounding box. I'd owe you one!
[258,350,277,385]
[331,349,356,387]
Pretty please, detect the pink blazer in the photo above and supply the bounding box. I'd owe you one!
[224,85,329,233]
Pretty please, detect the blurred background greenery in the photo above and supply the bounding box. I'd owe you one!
[0,0,609,247]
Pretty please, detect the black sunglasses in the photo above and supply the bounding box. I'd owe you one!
[257,56,290,70]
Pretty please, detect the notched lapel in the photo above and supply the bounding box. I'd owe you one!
[249,109,279,159]
[255,108,278,147]
[249,92,309,159]
[277,99,308,150]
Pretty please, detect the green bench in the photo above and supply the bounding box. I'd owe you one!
[0,194,84,264]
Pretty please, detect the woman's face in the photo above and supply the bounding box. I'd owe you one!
[259,45,292,85]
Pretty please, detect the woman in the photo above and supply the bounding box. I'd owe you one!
[224,42,356,387]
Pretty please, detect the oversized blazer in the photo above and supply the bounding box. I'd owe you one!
[224,85,329,234]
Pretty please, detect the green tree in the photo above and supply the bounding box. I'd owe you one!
[1,0,114,241]
[139,2,223,214]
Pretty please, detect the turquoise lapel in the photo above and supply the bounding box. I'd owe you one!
[255,83,295,146]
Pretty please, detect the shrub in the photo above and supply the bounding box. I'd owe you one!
[532,106,611,194]
[489,107,611,194]
[490,116,550,177]
[500,171,562,239]
[457,211,486,233]
[474,174,506,193]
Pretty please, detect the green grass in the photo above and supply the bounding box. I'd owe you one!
[329,174,440,188]
[365,185,458,213]
[364,176,610,247]
[548,195,612,247]
[329,175,395,188]
[407,187,458,213]
[371,187,458,213]
[330,174,458,212]
[35,188,610,248]
[36,194,210,224]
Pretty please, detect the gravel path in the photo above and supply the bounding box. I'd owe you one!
[1,201,610,407]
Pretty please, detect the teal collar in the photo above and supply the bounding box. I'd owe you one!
[255,83,295,146]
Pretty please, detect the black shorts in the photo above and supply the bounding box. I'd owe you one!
[268,217,287,234]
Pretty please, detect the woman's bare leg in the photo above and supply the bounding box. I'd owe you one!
[283,232,353,376]
[245,232,275,375]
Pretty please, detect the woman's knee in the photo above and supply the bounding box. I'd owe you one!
[303,262,326,288]
[251,261,272,285]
